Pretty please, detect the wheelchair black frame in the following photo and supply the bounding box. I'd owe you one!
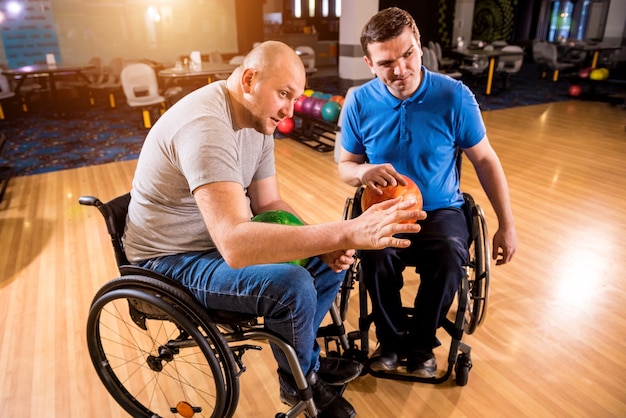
[80,194,335,418]
[322,185,490,386]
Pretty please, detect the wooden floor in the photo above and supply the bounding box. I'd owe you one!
[1,100,625,417]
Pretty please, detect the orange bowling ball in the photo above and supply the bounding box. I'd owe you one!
[361,174,423,223]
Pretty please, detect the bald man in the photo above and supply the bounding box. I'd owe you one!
[124,41,425,417]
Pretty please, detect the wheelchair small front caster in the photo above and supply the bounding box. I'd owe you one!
[455,352,473,386]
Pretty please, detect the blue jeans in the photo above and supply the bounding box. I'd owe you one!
[360,207,470,353]
[137,251,343,376]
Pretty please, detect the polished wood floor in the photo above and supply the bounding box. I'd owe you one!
[1,100,625,417]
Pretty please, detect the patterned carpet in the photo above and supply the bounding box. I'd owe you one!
[1,98,149,177]
[0,62,620,177]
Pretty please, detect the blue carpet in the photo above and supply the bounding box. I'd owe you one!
[1,101,147,176]
[0,62,619,177]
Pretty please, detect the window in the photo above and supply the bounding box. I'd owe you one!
[546,0,609,42]
[290,0,341,18]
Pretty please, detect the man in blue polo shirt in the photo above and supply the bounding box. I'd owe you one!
[338,7,517,377]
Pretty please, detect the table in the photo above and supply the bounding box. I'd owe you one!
[3,64,95,116]
[571,43,621,68]
[158,62,238,85]
[452,48,524,95]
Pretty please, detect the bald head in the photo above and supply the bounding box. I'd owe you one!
[242,41,305,82]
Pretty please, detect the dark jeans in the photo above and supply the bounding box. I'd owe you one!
[360,207,470,354]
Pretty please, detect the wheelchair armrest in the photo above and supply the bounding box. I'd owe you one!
[79,195,103,207]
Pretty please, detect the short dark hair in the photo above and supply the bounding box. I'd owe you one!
[360,7,420,58]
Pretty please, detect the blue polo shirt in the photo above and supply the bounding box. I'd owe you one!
[341,68,486,211]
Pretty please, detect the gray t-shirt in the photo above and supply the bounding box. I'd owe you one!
[124,81,276,263]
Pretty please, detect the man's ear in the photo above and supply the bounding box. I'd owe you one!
[241,68,255,93]
[363,55,375,76]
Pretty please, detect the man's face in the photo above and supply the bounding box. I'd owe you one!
[364,26,423,100]
[245,68,304,135]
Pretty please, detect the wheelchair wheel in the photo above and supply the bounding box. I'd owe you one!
[463,195,491,335]
[86,275,240,418]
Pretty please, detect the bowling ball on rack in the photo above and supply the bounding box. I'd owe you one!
[303,89,315,97]
[277,117,295,134]
[321,101,342,123]
[301,97,315,114]
[294,95,307,113]
[311,98,326,118]
[329,95,345,106]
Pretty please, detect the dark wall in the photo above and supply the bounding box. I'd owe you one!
[235,0,264,53]
[471,0,519,43]
[378,0,456,48]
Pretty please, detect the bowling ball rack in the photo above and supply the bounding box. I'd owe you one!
[288,111,338,153]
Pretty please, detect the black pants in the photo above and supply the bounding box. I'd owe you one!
[360,207,470,354]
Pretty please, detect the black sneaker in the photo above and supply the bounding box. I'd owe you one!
[406,350,437,378]
[279,370,356,418]
[318,357,363,385]
[368,345,398,372]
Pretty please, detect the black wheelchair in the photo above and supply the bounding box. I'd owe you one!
[322,185,491,386]
[79,193,349,418]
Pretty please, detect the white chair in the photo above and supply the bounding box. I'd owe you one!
[424,47,462,79]
[208,50,230,81]
[532,40,550,78]
[89,57,124,108]
[228,55,245,65]
[496,45,524,89]
[422,46,435,71]
[295,46,317,75]
[542,43,575,81]
[459,53,489,76]
[121,62,169,129]
[433,41,456,68]
[492,40,508,49]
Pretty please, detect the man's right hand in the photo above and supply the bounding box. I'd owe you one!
[351,197,425,249]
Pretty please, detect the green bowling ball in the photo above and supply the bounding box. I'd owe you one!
[251,210,309,266]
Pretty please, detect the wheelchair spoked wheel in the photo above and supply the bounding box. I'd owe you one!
[86,275,240,418]
[463,201,491,335]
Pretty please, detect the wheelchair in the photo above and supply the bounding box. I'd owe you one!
[79,193,349,418]
[322,184,490,387]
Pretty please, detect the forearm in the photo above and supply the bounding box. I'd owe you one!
[338,160,367,187]
[220,219,354,268]
[475,160,515,230]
